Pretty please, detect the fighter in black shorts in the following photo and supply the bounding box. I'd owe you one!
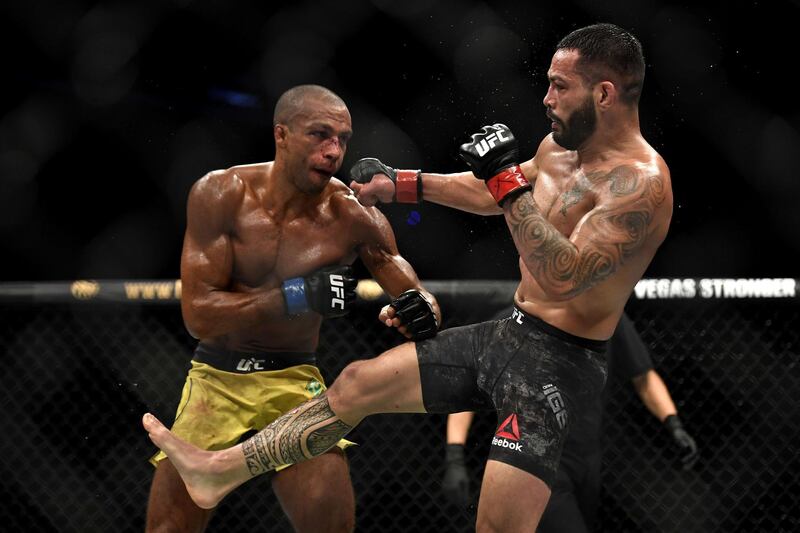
[143,24,674,531]
[442,312,700,532]
[537,313,698,532]
[418,306,607,487]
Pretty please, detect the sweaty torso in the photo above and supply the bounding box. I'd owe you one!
[514,135,672,340]
[213,163,362,352]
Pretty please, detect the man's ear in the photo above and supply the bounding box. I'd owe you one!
[274,124,288,146]
[596,81,617,110]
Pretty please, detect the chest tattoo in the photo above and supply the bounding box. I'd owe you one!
[558,173,593,216]
[559,182,588,216]
[507,163,663,297]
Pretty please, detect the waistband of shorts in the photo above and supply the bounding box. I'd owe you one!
[192,342,317,373]
[511,306,608,353]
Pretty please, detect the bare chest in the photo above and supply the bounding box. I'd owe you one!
[533,167,599,236]
[230,205,356,287]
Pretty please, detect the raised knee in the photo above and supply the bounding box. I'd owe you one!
[328,360,369,418]
[337,359,366,387]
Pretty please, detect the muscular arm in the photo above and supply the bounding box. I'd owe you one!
[504,164,669,300]
[354,204,442,325]
[417,159,537,216]
[419,171,502,216]
[351,160,535,216]
[180,172,286,339]
[631,369,678,422]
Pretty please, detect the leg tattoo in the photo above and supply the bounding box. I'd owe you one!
[241,394,352,477]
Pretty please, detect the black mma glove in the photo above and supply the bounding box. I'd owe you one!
[281,265,357,318]
[442,444,470,507]
[350,157,422,203]
[458,123,531,206]
[663,414,699,470]
[389,289,439,340]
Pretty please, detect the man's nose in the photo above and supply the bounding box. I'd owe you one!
[543,87,555,108]
[322,137,343,159]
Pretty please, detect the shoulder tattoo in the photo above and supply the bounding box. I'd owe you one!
[508,165,666,296]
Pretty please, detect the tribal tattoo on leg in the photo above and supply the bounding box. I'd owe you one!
[241,394,352,477]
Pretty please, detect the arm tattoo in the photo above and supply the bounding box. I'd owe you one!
[241,394,352,477]
[507,165,665,296]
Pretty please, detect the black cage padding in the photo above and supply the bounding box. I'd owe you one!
[0,282,798,532]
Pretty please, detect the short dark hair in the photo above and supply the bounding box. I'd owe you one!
[273,85,346,126]
[557,23,645,105]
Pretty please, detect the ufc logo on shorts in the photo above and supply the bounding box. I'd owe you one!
[475,129,510,156]
[236,358,266,371]
[329,274,345,309]
[543,383,567,429]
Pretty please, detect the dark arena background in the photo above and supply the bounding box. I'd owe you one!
[2,1,799,532]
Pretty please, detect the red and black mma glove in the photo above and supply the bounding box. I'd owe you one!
[458,123,531,207]
[281,265,357,318]
[389,289,439,341]
[349,158,422,204]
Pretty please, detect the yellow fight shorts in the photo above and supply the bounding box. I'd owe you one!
[150,343,354,470]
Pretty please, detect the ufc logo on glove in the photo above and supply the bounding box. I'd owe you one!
[329,274,345,309]
[475,129,512,156]
[281,265,355,318]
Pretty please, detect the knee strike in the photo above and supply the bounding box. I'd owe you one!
[328,360,371,419]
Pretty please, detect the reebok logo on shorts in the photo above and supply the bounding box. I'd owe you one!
[496,413,520,440]
[492,413,523,452]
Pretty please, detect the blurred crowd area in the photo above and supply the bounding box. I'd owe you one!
[2,0,799,281]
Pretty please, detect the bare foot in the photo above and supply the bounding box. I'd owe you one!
[142,413,246,509]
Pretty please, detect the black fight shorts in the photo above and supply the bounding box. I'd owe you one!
[416,306,607,487]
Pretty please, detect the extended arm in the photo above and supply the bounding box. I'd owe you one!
[419,171,504,216]
[180,172,287,339]
[421,158,537,216]
[349,158,538,216]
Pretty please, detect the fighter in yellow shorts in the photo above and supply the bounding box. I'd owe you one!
[145,84,440,533]
[149,352,354,471]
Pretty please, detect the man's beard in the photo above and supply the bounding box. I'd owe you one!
[552,97,597,150]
